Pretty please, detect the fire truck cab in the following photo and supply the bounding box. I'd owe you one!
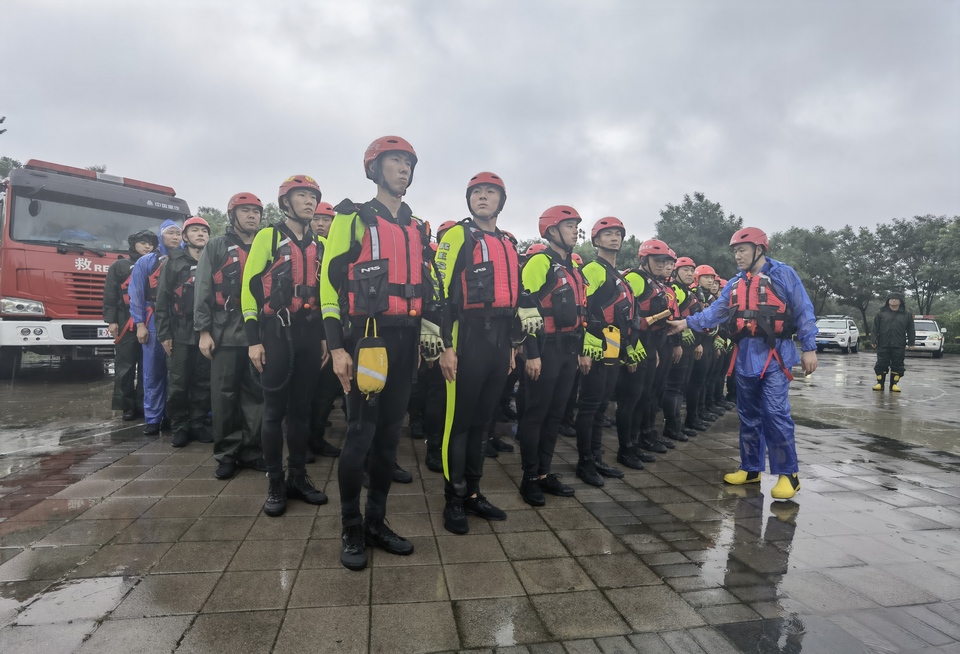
[0,160,190,378]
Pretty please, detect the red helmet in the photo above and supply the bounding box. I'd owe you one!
[314,201,336,218]
[538,205,581,237]
[571,253,583,266]
[694,264,717,280]
[278,174,321,207]
[466,172,507,215]
[437,220,458,239]
[674,256,696,269]
[717,278,728,288]
[525,243,548,256]
[637,239,671,259]
[730,227,768,250]
[182,216,210,234]
[227,192,263,214]
[364,135,418,186]
[590,217,626,242]
[667,248,677,260]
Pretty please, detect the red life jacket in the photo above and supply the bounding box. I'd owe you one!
[347,205,429,319]
[673,282,701,319]
[533,255,587,335]
[628,269,670,331]
[213,243,248,311]
[172,264,198,318]
[459,222,519,316]
[728,272,795,345]
[146,254,168,304]
[119,260,134,309]
[588,260,635,332]
[260,227,319,316]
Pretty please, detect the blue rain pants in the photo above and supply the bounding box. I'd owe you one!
[735,365,798,474]
[141,313,167,425]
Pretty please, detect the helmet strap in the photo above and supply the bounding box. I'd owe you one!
[230,210,257,237]
[546,226,575,254]
[748,245,765,273]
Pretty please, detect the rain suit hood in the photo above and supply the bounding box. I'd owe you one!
[157,219,182,256]
[884,292,906,311]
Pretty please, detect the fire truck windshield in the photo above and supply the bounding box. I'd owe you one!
[10,191,181,253]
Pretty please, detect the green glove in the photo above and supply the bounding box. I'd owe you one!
[714,335,725,352]
[627,342,647,364]
[681,328,695,346]
[517,306,544,335]
[724,338,732,352]
[583,333,603,361]
[420,319,444,362]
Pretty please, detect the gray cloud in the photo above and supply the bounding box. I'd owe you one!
[2,0,957,241]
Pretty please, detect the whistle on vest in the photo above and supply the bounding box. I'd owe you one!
[644,309,672,325]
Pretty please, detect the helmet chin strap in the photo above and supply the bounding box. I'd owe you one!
[281,194,314,225]
[230,212,256,237]
[747,245,765,273]
[547,227,575,254]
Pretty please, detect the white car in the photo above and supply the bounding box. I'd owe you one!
[909,316,946,359]
[815,316,860,354]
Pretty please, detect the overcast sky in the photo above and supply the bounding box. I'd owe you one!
[2,0,958,240]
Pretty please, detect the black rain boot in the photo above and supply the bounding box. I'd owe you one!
[263,474,287,517]
[286,468,328,505]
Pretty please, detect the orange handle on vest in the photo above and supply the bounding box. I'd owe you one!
[114,317,135,345]
[644,309,672,326]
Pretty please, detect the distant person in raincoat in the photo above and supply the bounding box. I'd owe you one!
[667,227,817,500]
[872,292,915,393]
[129,219,183,434]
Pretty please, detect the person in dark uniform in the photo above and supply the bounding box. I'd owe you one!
[155,216,213,448]
[195,193,267,479]
[242,175,330,516]
[435,172,519,533]
[321,136,440,570]
[104,230,157,420]
[872,292,915,392]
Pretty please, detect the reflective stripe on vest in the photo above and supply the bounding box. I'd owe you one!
[594,263,635,331]
[460,225,519,315]
[539,262,588,335]
[213,244,248,311]
[629,270,669,331]
[347,214,425,318]
[261,232,319,316]
[728,273,794,344]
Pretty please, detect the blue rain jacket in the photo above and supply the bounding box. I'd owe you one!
[129,220,179,324]
[685,258,817,378]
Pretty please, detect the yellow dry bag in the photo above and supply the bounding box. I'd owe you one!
[355,318,388,398]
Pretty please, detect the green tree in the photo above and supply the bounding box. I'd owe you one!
[769,226,840,315]
[263,202,284,225]
[0,156,22,177]
[85,164,107,173]
[832,225,883,335]
[934,217,960,292]
[654,192,743,280]
[875,216,950,315]
[197,206,229,237]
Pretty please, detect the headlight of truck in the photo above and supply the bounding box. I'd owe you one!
[0,297,45,315]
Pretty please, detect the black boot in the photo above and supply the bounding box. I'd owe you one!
[443,496,469,535]
[491,437,514,452]
[340,522,367,571]
[122,409,137,421]
[594,455,624,479]
[310,436,341,457]
[286,469,328,505]
[263,475,287,517]
[520,475,546,507]
[393,463,413,484]
[425,447,443,473]
[576,457,604,487]
[685,418,709,432]
[464,493,506,521]
[484,440,499,458]
[364,517,414,556]
[639,436,667,453]
[558,420,576,437]
[539,473,575,497]
[616,447,645,470]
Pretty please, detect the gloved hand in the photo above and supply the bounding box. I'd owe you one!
[626,341,647,364]
[681,328,695,346]
[583,333,603,361]
[714,335,725,352]
[724,338,732,352]
[420,319,444,362]
[517,307,543,335]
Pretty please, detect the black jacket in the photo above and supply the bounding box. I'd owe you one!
[873,296,915,348]
[156,247,201,344]
[102,250,144,326]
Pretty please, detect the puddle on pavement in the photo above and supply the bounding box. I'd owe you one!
[3,577,134,627]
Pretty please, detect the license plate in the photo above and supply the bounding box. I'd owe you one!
[98,327,111,339]
[817,340,829,345]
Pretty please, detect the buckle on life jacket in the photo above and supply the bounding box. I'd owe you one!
[388,283,421,300]
[277,307,292,328]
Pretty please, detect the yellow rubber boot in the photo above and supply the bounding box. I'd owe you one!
[724,469,761,485]
[891,374,901,392]
[872,374,884,391]
[771,474,800,499]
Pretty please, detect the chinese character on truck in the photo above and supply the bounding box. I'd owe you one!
[0,160,190,378]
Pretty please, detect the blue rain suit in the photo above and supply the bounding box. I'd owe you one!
[685,258,817,474]
[129,220,180,425]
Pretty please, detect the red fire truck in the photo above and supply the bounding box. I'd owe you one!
[0,160,190,378]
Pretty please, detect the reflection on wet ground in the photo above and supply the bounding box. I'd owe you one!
[0,354,958,652]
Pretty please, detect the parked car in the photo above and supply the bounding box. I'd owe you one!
[909,316,946,359]
[815,315,860,354]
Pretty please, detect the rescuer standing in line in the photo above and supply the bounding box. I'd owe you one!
[129,220,183,435]
[516,206,589,507]
[307,201,344,462]
[155,216,213,448]
[872,292,915,392]
[660,256,702,442]
[668,227,817,500]
[194,193,267,479]
[435,172,519,534]
[241,175,329,516]
[321,136,440,570]
[104,230,158,420]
